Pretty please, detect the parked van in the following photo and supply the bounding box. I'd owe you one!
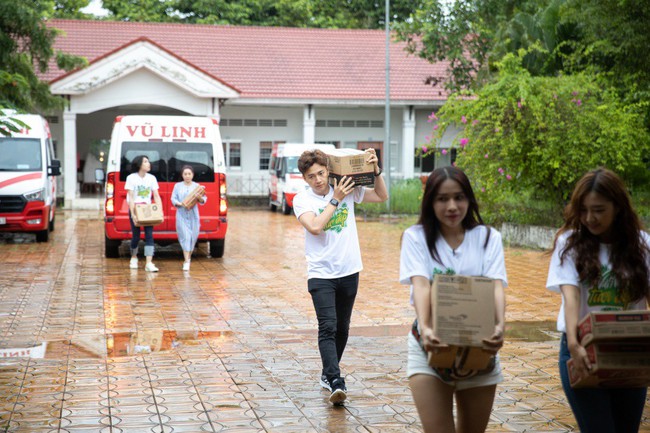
[0,112,61,242]
[103,115,227,258]
[268,143,335,214]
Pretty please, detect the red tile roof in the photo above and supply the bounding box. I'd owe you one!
[45,19,450,102]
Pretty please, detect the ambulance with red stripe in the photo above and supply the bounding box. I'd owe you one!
[0,112,61,242]
[103,115,228,258]
[268,143,335,215]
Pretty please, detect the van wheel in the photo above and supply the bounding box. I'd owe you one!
[105,236,121,258]
[281,195,292,215]
[48,214,55,232]
[269,194,277,212]
[35,229,49,242]
[209,239,225,258]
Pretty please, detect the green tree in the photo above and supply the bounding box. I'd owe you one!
[561,0,650,115]
[424,52,650,211]
[48,0,93,19]
[394,0,534,91]
[102,0,180,22]
[104,0,422,29]
[0,1,87,117]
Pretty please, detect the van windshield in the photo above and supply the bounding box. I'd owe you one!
[119,141,214,182]
[285,156,300,174]
[0,138,42,171]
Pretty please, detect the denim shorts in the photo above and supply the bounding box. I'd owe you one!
[407,332,503,390]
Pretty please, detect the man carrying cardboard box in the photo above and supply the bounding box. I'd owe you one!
[293,148,387,405]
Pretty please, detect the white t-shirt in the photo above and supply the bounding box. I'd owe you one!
[546,230,650,332]
[125,172,159,204]
[293,185,365,279]
[399,225,508,305]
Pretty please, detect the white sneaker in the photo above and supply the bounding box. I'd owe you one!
[129,258,138,269]
[145,263,159,272]
[182,261,190,271]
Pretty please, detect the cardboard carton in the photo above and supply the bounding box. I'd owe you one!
[181,185,206,208]
[134,203,164,227]
[428,275,495,369]
[568,341,650,388]
[326,148,375,187]
[578,310,650,347]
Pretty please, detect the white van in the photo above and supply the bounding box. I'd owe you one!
[268,143,335,214]
[103,115,228,258]
[0,112,61,242]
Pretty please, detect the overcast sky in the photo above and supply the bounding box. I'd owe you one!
[80,0,109,17]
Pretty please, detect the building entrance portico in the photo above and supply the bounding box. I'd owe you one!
[49,37,240,208]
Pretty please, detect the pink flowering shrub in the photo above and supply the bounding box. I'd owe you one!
[417,52,650,211]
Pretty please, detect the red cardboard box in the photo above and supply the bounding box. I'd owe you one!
[568,341,650,388]
[578,310,650,347]
[428,275,495,370]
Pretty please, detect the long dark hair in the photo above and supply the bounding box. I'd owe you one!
[553,168,650,303]
[131,155,149,173]
[418,166,489,264]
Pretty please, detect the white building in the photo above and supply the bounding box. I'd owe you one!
[42,19,455,208]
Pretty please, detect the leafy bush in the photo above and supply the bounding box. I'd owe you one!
[420,51,650,216]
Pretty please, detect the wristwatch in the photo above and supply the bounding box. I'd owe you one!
[374,167,383,176]
[329,198,339,207]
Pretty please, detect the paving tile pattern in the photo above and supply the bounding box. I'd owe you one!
[0,208,648,432]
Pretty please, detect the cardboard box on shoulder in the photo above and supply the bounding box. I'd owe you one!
[134,203,164,227]
[428,275,495,370]
[578,310,650,347]
[325,148,375,187]
[568,341,650,388]
[182,185,206,208]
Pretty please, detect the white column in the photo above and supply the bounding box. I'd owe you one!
[303,104,315,144]
[208,98,221,122]
[63,112,77,207]
[401,106,416,179]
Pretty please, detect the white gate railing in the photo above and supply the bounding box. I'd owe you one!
[225,172,269,197]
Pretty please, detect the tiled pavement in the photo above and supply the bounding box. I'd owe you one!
[0,208,648,432]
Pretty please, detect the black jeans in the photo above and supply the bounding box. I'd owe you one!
[308,273,359,382]
[559,333,647,432]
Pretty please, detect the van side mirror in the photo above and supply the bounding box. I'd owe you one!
[49,159,61,176]
[95,168,105,183]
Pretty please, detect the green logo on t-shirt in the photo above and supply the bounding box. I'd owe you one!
[433,267,455,276]
[135,185,152,199]
[322,202,349,233]
[586,265,629,309]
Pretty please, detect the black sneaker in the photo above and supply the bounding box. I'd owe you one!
[329,377,347,405]
[320,375,332,391]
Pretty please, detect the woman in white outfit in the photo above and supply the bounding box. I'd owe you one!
[171,165,206,271]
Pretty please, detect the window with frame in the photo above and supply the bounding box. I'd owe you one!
[259,142,272,170]
[222,141,241,168]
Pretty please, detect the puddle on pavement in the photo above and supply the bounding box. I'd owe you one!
[506,320,560,342]
[1,321,558,361]
[0,330,233,360]
[105,330,234,357]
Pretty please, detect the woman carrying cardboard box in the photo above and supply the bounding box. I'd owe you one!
[126,155,163,272]
[171,165,207,271]
[399,166,507,433]
[546,168,650,433]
